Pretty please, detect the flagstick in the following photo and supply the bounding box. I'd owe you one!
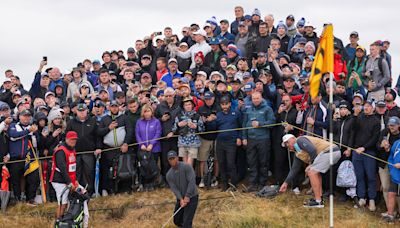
[329,72,334,228]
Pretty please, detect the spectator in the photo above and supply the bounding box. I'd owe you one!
[217,19,235,42]
[345,31,360,61]
[176,29,212,69]
[161,58,182,87]
[230,6,245,36]
[204,38,224,72]
[346,46,366,91]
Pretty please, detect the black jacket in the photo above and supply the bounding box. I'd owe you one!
[376,129,400,168]
[198,103,220,140]
[66,116,101,152]
[332,115,355,151]
[273,106,298,144]
[125,109,141,144]
[155,100,181,136]
[97,113,134,146]
[204,50,225,72]
[351,114,380,151]
[254,35,273,53]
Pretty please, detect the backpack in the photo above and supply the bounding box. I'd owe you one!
[336,160,357,188]
[117,153,136,180]
[55,190,90,228]
[137,150,159,181]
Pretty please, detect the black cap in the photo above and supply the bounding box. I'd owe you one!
[338,100,350,110]
[167,150,178,159]
[60,101,69,108]
[19,109,31,116]
[77,103,88,111]
[110,100,119,107]
[115,91,125,98]
[220,96,231,103]
[376,100,386,107]
[94,101,105,108]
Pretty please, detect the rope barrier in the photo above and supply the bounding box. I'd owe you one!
[0,122,283,165]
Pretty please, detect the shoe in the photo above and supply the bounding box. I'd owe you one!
[137,184,144,192]
[26,200,38,207]
[292,187,301,195]
[199,179,205,188]
[358,198,366,207]
[242,184,258,193]
[102,190,108,197]
[338,195,348,202]
[226,183,237,192]
[368,199,376,212]
[303,198,324,208]
[211,177,218,188]
[382,214,395,224]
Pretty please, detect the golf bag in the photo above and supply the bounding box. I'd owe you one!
[55,187,90,228]
[137,150,159,182]
[204,154,215,189]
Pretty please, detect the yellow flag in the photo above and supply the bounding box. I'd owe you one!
[309,24,334,99]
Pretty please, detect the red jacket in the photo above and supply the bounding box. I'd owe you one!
[333,53,347,82]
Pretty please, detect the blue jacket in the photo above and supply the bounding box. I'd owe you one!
[389,139,400,184]
[161,71,182,88]
[242,100,275,140]
[8,123,36,160]
[215,108,242,142]
[217,32,236,42]
[49,78,67,92]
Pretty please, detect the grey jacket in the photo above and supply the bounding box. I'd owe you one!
[166,162,198,200]
[362,56,390,91]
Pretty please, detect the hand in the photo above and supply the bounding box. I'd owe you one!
[279,182,288,193]
[364,70,371,77]
[4,117,12,125]
[284,124,293,133]
[242,139,247,146]
[120,143,128,153]
[306,117,315,125]
[29,124,38,133]
[43,149,49,157]
[178,121,187,127]
[41,129,49,137]
[94,149,102,156]
[278,105,286,114]
[73,91,80,98]
[305,165,311,173]
[167,132,174,138]
[161,114,170,122]
[188,122,197,129]
[146,144,153,152]
[368,81,376,91]
[236,138,242,146]
[109,121,118,130]
[141,145,147,151]
[251,120,259,128]
[3,155,10,164]
[52,128,62,137]
[91,92,97,100]
[40,60,47,68]
[183,196,190,204]
[238,100,244,108]
[180,198,187,208]
[355,147,365,154]
[394,163,400,169]
[344,149,351,157]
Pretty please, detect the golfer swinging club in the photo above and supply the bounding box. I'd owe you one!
[279,134,341,208]
[166,150,198,228]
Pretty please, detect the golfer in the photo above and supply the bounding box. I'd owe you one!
[166,150,198,228]
[279,134,341,208]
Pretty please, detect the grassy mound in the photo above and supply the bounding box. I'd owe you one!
[0,188,394,227]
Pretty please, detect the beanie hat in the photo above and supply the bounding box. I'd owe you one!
[277,21,288,31]
[252,8,261,17]
[387,88,397,100]
[305,41,316,52]
[297,17,305,27]
[195,51,205,63]
[47,109,63,123]
[227,44,240,55]
[206,16,218,26]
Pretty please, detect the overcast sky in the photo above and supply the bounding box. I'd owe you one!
[0,0,398,88]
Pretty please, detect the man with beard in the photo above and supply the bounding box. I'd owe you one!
[384,88,400,117]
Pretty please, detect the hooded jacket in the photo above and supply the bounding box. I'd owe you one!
[242,99,276,140]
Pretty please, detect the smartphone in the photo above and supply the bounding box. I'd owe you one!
[155,31,162,36]
[43,56,47,61]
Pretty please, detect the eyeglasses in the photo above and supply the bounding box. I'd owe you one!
[164,95,173,97]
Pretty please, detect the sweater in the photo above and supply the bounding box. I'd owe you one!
[166,162,198,200]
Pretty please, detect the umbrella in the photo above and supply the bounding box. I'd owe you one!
[94,154,100,197]
[1,165,11,213]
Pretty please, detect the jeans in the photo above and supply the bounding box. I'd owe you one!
[352,151,377,200]
[173,195,198,228]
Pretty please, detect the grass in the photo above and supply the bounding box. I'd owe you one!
[0,188,396,228]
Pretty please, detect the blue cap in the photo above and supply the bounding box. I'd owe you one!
[244,15,251,20]
[244,82,255,92]
[157,90,164,97]
[297,37,307,44]
[388,116,400,126]
[305,55,314,61]
[167,150,178,159]
[204,91,215,99]
[209,37,220,45]
[0,101,10,111]
[93,59,101,65]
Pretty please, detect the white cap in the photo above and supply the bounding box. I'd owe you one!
[281,134,295,147]
[203,23,212,29]
[196,71,207,77]
[179,42,188,47]
[168,58,178,64]
[192,29,207,37]
[3,78,11,83]
[304,21,315,28]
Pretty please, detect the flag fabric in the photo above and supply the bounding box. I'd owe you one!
[24,140,39,176]
[309,24,334,99]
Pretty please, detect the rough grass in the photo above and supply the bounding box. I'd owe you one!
[0,188,395,228]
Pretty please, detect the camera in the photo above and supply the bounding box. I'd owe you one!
[296,48,304,53]
[43,56,47,61]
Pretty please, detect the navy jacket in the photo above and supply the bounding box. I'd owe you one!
[215,108,242,143]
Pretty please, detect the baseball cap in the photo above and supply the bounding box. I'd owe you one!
[338,100,350,110]
[45,91,55,98]
[0,102,10,111]
[168,58,178,64]
[220,19,229,24]
[196,71,207,77]
[66,131,78,140]
[353,93,364,102]
[167,150,178,159]
[94,100,105,108]
[281,134,295,147]
[286,14,295,21]
[77,103,88,111]
[141,72,151,78]
[376,100,386,107]
[127,47,135,53]
[3,78,11,83]
[350,31,359,37]
[204,91,215,100]
[220,96,231,104]
[226,64,237,71]
[110,100,119,107]
[19,109,31,116]
[297,37,308,44]
[388,116,400,126]
[243,82,255,92]
[209,37,220,45]
[179,42,188,47]
[93,59,101,65]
